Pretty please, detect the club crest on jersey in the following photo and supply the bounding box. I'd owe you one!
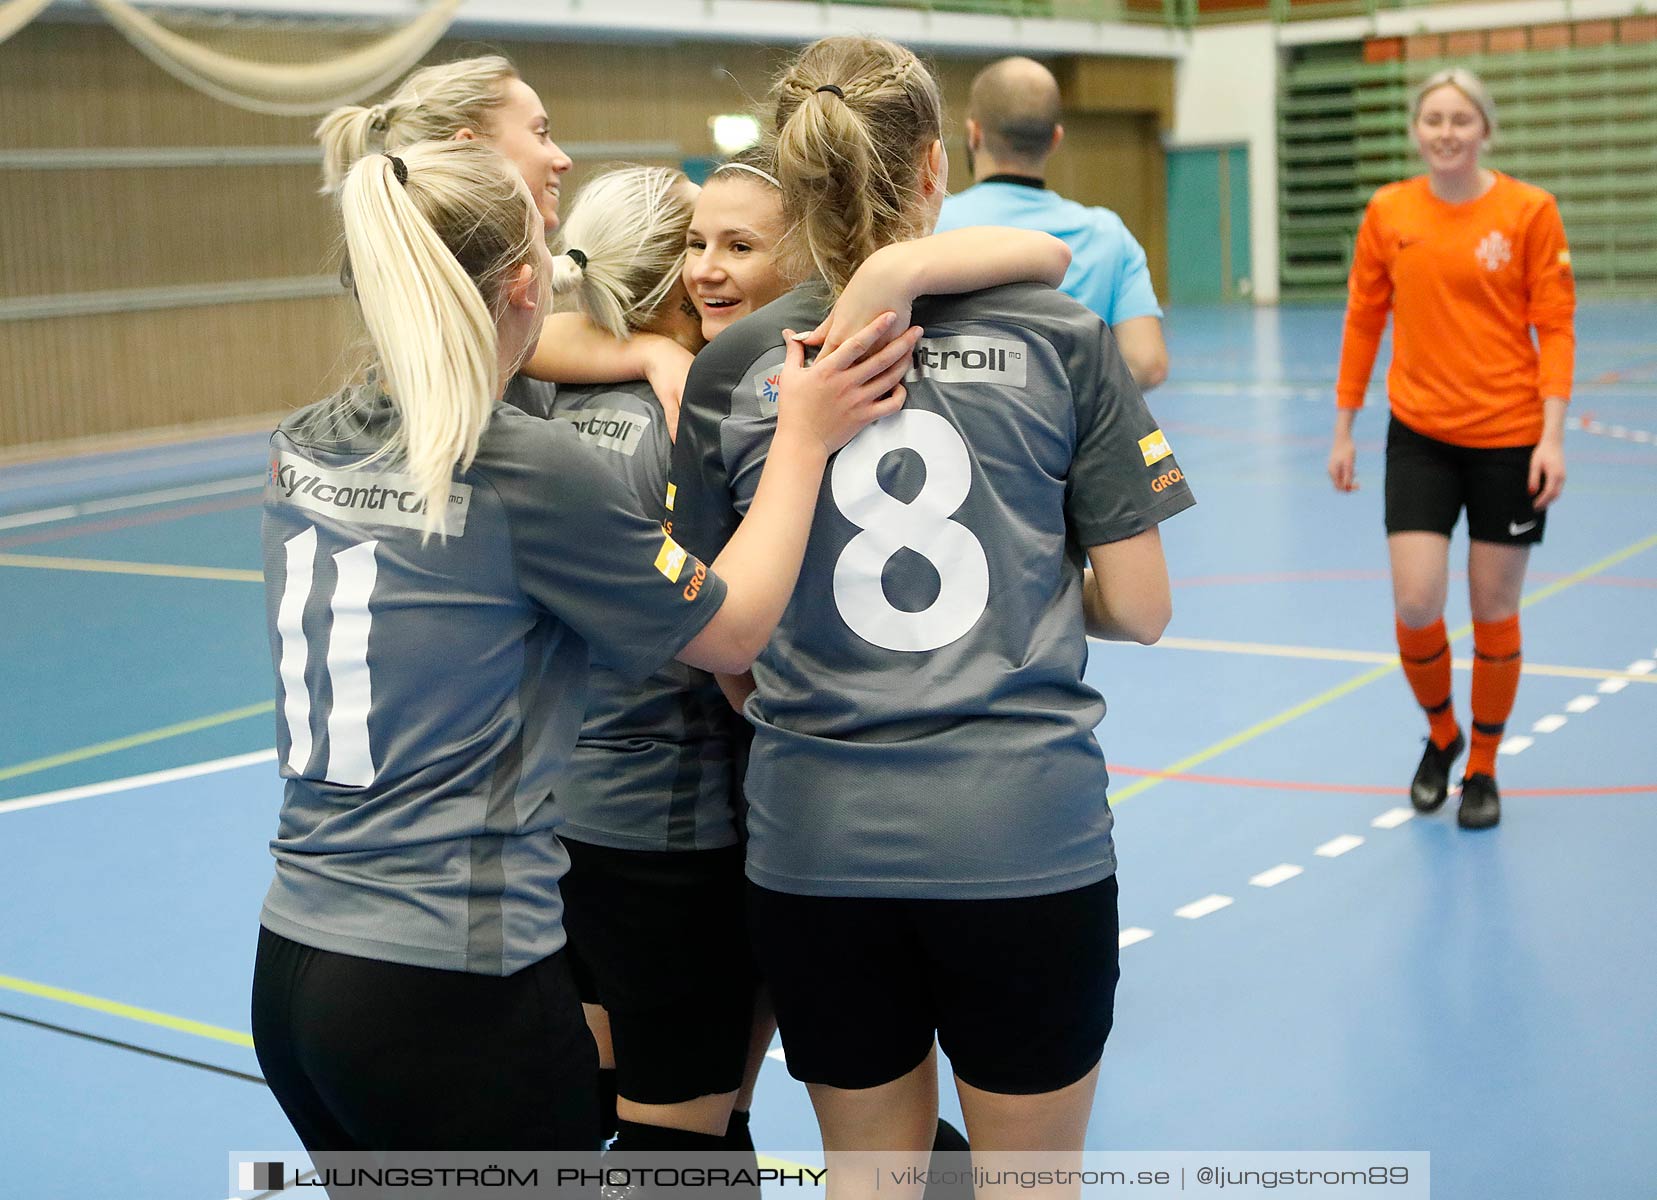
[1139,429,1173,466]
[654,534,689,583]
[755,372,783,406]
[1476,231,1512,272]
[903,336,1027,387]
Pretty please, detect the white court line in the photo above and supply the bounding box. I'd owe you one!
[1174,894,1234,920]
[1249,864,1302,889]
[0,749,276,815]
[1498,736,1535,756]
[0,477,262,531]
[1119,927,1155,948]
[1371,808,1415,830]
[1628,660,1655,676]
[1314,835,1364,858]
[766,1047,787,1064]
[1566,695,1600,713]
[1532,715,1568,734]
[1598,678,1629,695]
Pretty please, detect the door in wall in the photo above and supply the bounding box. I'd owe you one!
[1166,144,1252,304]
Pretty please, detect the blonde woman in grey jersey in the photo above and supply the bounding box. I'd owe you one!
[250,138,922,1155]
[671,36,1194,1194]
[519,153,1071,1168]
[316,54,696,410]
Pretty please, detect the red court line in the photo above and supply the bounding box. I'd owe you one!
[0,494,261,552]
[1108,765,1657,798]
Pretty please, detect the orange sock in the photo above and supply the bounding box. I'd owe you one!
[1468,614,1522,778]
[1396,616,1460,749]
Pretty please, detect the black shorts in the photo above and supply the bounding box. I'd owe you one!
[559,838,759,1105]
[251,926,599,1153]
[1385,415,1546,545]
[748,874,1119,1096]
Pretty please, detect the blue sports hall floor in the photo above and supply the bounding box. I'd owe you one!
[2,302,1653,1198]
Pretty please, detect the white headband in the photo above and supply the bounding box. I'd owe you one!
[715,161,781,190]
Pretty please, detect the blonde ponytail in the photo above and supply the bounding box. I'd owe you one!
[317,55,518,193]
[549,166,696,341]
[771,37,942,296]
[336,140,540,535]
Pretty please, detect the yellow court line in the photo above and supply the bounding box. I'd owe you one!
[0,552,262,583]
[1113,530,1657,806]
[0,973,253,1048]
[1156,636,1657,684]
[0,702,275,783]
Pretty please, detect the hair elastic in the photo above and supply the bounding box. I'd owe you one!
[385,154,408,186]
[814,84,845,99]
[367,104,390,133]
[565,248,588,270]
[715,161,781,190]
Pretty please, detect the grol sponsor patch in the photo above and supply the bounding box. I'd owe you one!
[654,534,689,583]
[1138,429,1173,466]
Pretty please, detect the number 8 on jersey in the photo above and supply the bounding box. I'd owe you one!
[829,410,989,653]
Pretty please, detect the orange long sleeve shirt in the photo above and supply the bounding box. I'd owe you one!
[1335,172,1576,448]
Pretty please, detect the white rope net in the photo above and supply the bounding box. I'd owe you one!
[3,0,460,114]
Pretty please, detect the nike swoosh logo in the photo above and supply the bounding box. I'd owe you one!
[1509,519,1538,535]
[1398,237,1424,250]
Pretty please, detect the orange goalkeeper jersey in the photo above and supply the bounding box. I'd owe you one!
[1335,172,1576,448]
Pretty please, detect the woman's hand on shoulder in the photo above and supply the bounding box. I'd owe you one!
[777,312,922,456]
[638,334,693,436]
[809,245,916,356]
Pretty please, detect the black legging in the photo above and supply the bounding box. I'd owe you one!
[252,926,600,1153]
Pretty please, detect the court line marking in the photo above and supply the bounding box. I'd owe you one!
[0,749,276,815]
[0,477,261,531]
[0,552,262,583]
[0,1008,263,1083]
[1149,635,1657,684]
[0,704,274,786]
[1109,530,1657,806]
[1106,765,1657,798]
[0,973,253,1048]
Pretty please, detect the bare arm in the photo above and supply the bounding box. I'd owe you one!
[677,316,924,674]
[520,314,693,427]
[811,228,1072,354]
[1082,527,1172,644]
[1111,315,1168,391]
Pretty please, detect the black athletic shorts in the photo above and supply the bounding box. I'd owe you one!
[1385,415,1546,545]
[559,838,759,1105]
[251,926,599,1154]
[748,874,1119,1096]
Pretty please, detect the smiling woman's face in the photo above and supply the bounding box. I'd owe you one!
[483,78,573,231]
[682,176,791,341]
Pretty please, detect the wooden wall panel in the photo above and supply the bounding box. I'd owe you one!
[0,24,1173,452]
[1,297,355,446]
[1,165,337,297]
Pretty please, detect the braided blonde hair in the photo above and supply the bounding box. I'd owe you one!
[771,37,943,296]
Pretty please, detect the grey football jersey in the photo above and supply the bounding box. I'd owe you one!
[260,391,726,974]
[502,373,558,419]
[547,381,744,851]
[671,282,1194,899]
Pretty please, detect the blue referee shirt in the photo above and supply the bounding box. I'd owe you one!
[937,177,1163,327]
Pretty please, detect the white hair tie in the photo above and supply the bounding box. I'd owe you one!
[716,161,781,190]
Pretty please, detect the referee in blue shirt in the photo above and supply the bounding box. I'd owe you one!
[937,56,1169,390]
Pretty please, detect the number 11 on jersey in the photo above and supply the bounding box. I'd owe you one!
[276,527,380,787]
